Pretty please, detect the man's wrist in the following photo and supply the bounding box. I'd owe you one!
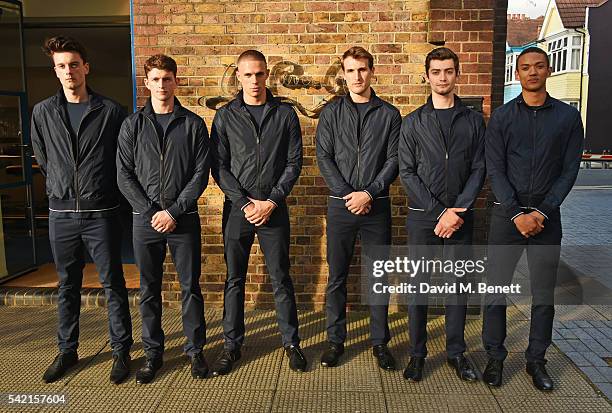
[511,212,524,222]
[164,209,176,223]
[362,190,373,201]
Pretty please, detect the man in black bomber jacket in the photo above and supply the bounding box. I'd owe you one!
[399,48,486,383]
[210,50,306,376]
[117,54,210,384]
[31,36,133,385]
[316,46,401,370]
[481,47,584,392]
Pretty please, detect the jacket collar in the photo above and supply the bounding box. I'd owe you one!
[422,94,468,115]
[53,86,103,110]
[142,96,188,118]
[230,88,280,111]
[514,92,554,109]
[343,87,384,109]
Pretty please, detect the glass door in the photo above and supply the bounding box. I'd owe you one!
[0,0,36,280]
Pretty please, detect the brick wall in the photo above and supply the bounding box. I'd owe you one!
[131,0,507,308]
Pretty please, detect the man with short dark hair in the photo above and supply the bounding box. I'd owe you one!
[210,49,306,376]
[482,46,584,391]
[117,54,211,384]
[316,46,401,369]
[399,47,485,383]
[31,35,133,384]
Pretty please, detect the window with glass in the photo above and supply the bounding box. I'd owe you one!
[570,35,582,70]
[505,53,516,83]
[548,34,583,73]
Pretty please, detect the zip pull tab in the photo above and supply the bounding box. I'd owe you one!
[256,136,260,144]
[445,152,448,159]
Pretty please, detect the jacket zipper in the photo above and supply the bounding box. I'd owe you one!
[356,104,376,190]
[240,106,270,200]
[57,104,102,212]
[433,111,451,206]
[356,113,361,189]
[144,114,179,210]
[528,109,537,208]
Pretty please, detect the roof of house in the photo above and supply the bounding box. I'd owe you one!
[507,15,544,46]
[555,0,601,28]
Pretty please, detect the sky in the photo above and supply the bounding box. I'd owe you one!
[507,0,548,18]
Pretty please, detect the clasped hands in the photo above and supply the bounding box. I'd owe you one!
[344,191,372,215]
[434,208,467,239]
[244,198,276,226]
[151,210,176,233]
[513,211,545,238]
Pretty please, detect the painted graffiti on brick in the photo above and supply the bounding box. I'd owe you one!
[199,59,348,118]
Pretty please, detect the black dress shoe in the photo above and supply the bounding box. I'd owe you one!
[320,342,344,367]
[482,358,503,387]
[447,355,478,382]
[190,351,209,379]
[526,362,554,391]
[110,353,130,384]
[211,349,241,377]
[373,344,396,371]
[43,351,78,383]
[403,356,425,382]
[285,345,307,372]
[135,357,163,384]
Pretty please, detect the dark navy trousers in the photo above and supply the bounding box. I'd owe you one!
[49,215,133,356]
[133,212,205,358]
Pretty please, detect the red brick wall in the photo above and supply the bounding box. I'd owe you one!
[131,0,506,308]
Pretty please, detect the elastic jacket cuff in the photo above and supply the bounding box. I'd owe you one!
[164,208,178,223]
[431,203,446,221]
[535,202,554,220]
[165,205,181,222]
[507,205,524,222]
[143,205,160,222]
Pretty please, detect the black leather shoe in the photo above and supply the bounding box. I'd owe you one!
[403,356,425,382]
[320,342,344,367]
[135,357,163,384]
[110,353,130,384]
[482,358,503,387]
[211,349,241,377]
[373,344,396,371]
[43,351,78,383]
[526,362,554,391]
[285,345,307,372]
[447,355,478,382]
[190,351,209,379]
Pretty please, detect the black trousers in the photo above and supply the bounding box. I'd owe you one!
[221,201,299,350]
[482,206,562,363]
[405,216,473,358]
[325,197,391,346]
[49,215,132,356]
[133,212,205,358]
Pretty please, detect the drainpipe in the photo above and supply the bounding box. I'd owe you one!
[576,10,588,115]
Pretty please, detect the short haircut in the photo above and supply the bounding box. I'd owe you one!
[425,47,460,74]
[42,36,88,63]
[341,46,374,70]
[144,54,177,77]
[517,46,550,67]
[237,49,267,66]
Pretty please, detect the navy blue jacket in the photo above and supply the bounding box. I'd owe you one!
[485,93,584,220]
